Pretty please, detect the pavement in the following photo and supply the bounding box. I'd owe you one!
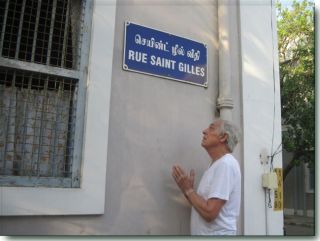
[284,214,315,236]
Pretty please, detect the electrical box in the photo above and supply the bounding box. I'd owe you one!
[262,172,278,190]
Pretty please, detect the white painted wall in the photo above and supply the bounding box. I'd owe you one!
[239,0,283,235]
[104,0,222,234]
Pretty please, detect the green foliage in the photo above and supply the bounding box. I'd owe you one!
[276,0,315,179]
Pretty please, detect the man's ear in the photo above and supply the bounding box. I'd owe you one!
[219,133,228,143]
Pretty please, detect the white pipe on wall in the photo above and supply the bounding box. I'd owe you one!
[217,0,234,121]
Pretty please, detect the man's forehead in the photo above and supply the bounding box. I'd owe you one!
[211,120,223,126]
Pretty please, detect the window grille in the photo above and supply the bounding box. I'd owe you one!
[0,0,86,188]
[0,0,80,69]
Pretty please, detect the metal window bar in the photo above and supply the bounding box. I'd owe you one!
[0,0,87,188]
[14,0,26,59]
[35,0,52,64]
[0,68,78,187]
[19,0,40,62]
[51,0,66,67]
[0,0,10,54]
[31,0,42,62]
[61,0,70,68]
[46,0,57,65]
[20,75,32,175]
[35,76,48,177]
[1,71,15,175]
[0,0,77,70]
[50,80,60,177]
[3,0,21,59]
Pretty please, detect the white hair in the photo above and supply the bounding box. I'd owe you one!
[217,119,241,152]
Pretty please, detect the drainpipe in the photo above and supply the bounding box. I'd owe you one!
[217,0,234,121]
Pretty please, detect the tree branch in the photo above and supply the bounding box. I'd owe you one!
[283,152,302,181]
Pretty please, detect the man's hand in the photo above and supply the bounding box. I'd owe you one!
[172,165,195,196]
[172,165,225,222]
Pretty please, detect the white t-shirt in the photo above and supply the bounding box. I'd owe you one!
[190,153,241,235]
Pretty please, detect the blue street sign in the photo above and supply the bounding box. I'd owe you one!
[123,22,208,87]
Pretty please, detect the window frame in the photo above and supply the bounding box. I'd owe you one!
[0,0,117,215]
[0,0,84,188]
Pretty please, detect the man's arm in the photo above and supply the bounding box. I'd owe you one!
[172,165,226,223]
[186,189,225,222]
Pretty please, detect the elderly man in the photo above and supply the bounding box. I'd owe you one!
[172,119,241,235]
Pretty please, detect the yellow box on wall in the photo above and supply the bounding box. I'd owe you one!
[274,168,283,211]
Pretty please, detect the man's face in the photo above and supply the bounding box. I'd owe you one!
[201,121,224,149]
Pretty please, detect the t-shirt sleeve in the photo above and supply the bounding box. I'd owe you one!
[208,162,233,201]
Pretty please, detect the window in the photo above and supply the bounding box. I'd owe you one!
[0,0,84,188]
[0,0,116,216]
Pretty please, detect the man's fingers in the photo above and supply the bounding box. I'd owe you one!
[190,169,195,178]
[172,167,179,179]
[172,165,192,185]
[172,166,183,183]
[190,169,195,185]
[171,166,186,184]
[175,165,186,176]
